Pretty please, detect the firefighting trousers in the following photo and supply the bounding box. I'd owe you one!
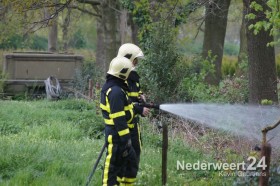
[102,126,138,186]
[129,122,142,167]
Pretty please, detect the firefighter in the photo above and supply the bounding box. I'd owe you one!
[100,56,138,185]
[117,43,150,181]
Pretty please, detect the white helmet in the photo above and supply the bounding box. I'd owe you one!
[107,56,133,80]
[117,43,145,62]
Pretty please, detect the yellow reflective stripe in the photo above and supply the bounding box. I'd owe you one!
[128,92,139,97]
[137,124,142,151]
[118,128,129,136]
[128,124,134,128]
[127,109,133,123]
[100,103,110,112]
[123,177,136,183]
[109,111,125,119]
[124,104,133,111]
[106,88,112,95]
[117,176,123,182]
[136,82,139,87]
[104,119,114,125]
[103,135,113,185]
[121,184,133,186]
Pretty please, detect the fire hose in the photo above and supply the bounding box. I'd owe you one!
[44,76,61,99]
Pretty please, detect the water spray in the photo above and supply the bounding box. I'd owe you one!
[159,103,280,186]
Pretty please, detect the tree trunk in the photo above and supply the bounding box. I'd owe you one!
[202,0,231,85]
[238,2,248,64]
[128,12,139,45]
[62,8,71,52]
[48,18,58,53]
[95,0,121,76]
[245,0,278,104]
[47,0,58,53]
[120,9,128,44]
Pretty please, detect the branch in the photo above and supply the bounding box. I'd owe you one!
[262,119,280,144]
[68,5,101,17]
[22,1,72,12]
[194,16,205,39]
[76,0,100,6]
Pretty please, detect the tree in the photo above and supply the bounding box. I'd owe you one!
[202,0,231,85]
[1,0,122,75]
[238,1,248,64]
[45,0,59,52]
[94,0,121,75]
[244,0,278,104]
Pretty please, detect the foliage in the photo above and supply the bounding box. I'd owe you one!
[0,34,47,50]
[68,29,86,49]
[137,21,182,103]
[132,0,153,42]
[219,75,249,104]
[222,56,238,78]
[178,53,249,103]
[0,68,7,94]
[275,53,280,77]
[71,61,97,95]
[224,41,239,56]
[178,52,219,102]
[131,0,185,103]
[246,0,280,45]
[28,35,48,50]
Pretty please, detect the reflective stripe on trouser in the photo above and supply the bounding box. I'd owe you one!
[102,126,138,186]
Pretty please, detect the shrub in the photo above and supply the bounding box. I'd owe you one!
[68,30,86,49]
[71,62,97,96]
[223,41,239,56]
[276,54,280,78]
[29,35,48,50]
[219,76,249,103]
[137,21,182,103]
[222,56,238,78]
[178,53,220,102]
[0,68,7,94]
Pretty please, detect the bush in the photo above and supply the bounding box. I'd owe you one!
[68,30,86,49]
[0,34,24,49]
[0,34,48,50]
[29,35,48,50]
[0,68,7,93]
[222,56,238,78]
[276,54,280,78]
[219,76,249,103]
[223,42,239,56]
[71,62,97,95]
[178,53,220,102]
[138,21,182,103]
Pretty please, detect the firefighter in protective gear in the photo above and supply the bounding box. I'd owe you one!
[100,56,138,185]
[117,43,150,182]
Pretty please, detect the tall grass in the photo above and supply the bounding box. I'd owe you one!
[0,99,234,185]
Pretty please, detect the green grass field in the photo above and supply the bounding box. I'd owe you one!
[0,99,236,186]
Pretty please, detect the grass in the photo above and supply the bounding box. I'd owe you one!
[0,99,237,185]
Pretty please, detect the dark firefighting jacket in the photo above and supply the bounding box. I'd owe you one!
[100,75,135,139]
[126,71,143,116]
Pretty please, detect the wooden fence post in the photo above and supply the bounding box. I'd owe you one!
[162,121,168,185]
